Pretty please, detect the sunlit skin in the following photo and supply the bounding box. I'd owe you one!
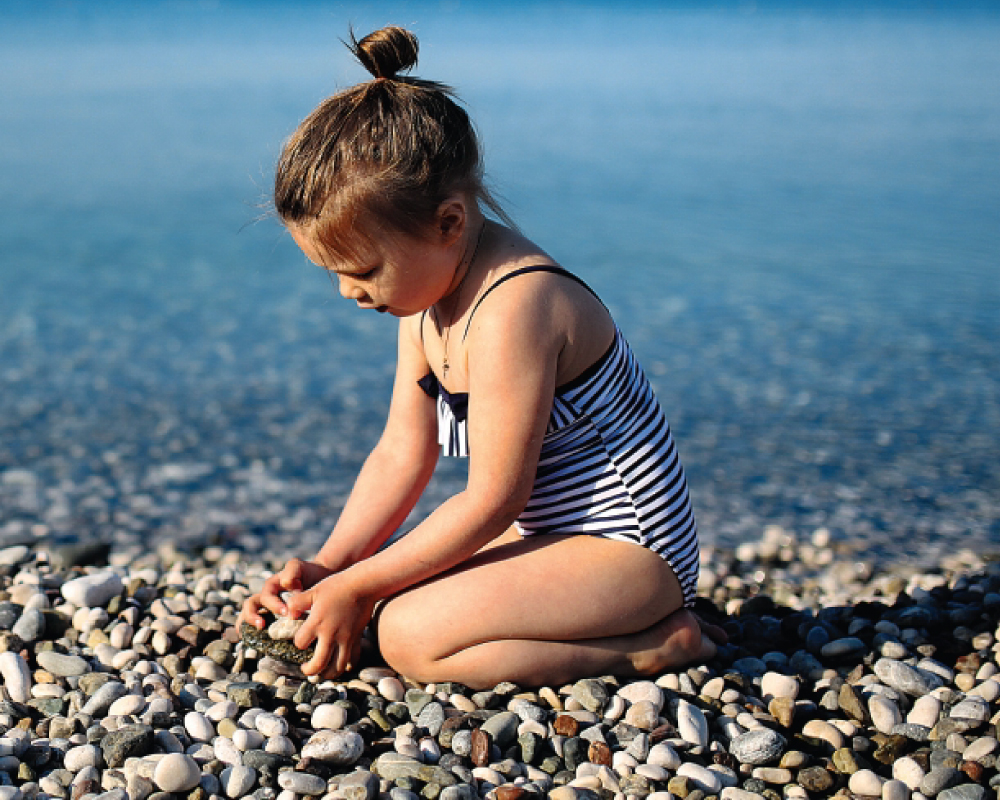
[241,195,725,689]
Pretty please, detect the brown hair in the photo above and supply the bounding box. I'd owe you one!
[274,26,510,259]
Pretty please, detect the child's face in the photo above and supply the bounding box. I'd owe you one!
[289,223,461,317]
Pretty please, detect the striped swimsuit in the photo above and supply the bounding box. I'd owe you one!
[418,266,700,606]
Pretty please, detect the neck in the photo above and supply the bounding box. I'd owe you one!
[438,218,489,315]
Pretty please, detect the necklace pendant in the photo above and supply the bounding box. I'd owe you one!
[442,354,450,378]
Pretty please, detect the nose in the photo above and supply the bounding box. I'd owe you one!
[338,276,368,302]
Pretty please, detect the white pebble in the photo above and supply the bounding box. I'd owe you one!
[761,672,800,701]
[184,711,215,743]
[0,652,31,703]
[378,677,405,702]
[677,763,721,794]
[869,695,903,734]
[108,694,146,717]
[676,699,709,747]
[154,753,203,793]
[849,769,884,797]
[646,742,681,770]
[64,744,101,772]
[907,695,941,728]
[61,571,124,608]
[220,765,257,798]
[311,703,348,730]
[892,757,925,790]
[618,681,664,711]
[232,728,265,751]
[213,737,243,767]
[254,712,289,738]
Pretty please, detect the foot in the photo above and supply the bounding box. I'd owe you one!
[629,609,718,675]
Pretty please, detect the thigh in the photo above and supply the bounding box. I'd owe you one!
[375,532,686,657]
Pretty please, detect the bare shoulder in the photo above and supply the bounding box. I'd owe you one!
[466,253,615,385]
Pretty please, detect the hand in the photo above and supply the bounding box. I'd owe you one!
[286,574,377,678]
[240,558,334,629]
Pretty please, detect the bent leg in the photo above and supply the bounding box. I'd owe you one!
[373,532,714,688]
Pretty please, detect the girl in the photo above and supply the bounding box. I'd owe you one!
[242,26,721,689]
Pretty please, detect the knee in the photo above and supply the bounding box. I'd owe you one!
[374,596,439,682]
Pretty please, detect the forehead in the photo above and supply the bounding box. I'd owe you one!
[287,224,379,274]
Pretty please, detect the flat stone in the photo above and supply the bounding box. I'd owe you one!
[301,730,365,765]
[61,572,124,608]
[676,763,721,793]
[373,753,458,787]
[949,697,990,723]
[277,771,327,795]
[938,786,986,800]
[874,658,942,696]
[821,637,866,659]
[963,736,998,762]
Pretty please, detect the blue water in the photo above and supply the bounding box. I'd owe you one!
[1,2,998,563]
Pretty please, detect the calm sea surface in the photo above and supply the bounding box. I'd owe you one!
[1,1,998,564]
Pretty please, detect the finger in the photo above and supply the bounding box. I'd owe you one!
[258,590,291,619]
[279,559,305,593]
[302,634,335,677]
[286,591,313,620]
[260,576,290,616]
[240,597,266,629]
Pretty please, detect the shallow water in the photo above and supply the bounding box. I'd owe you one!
[1,1,998,565]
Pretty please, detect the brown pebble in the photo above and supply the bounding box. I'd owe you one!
[588,741,611,766]
[769,696,796,728]
[961,760,984,782]
[495,788,525,800]
[553,714,579,737]
[955,653,981,673]
[470,727,491,767]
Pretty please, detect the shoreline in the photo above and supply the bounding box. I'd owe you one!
[0,529,997,800]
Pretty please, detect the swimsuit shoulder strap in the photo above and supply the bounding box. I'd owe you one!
[462,265,603,340]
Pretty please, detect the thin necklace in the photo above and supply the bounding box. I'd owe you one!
[433,222,486,380]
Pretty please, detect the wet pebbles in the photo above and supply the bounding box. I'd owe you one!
[0,527,997,800]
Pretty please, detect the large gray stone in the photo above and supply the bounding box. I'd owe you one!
[729,729,786,765]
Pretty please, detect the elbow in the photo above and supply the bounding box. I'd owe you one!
[467,477,532,533]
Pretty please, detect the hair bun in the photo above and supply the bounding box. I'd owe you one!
[350,26,419,80]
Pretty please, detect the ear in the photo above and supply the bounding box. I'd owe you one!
[435,195,468,246]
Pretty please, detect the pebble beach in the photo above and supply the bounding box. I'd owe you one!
[0,527,997,800]
[3,4,1000,800]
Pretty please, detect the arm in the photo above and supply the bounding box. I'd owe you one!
[242,317,440,624]
[290,279,565,674]
[314,318,441,572]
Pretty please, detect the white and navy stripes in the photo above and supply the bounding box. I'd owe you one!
[419,319,700,607]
